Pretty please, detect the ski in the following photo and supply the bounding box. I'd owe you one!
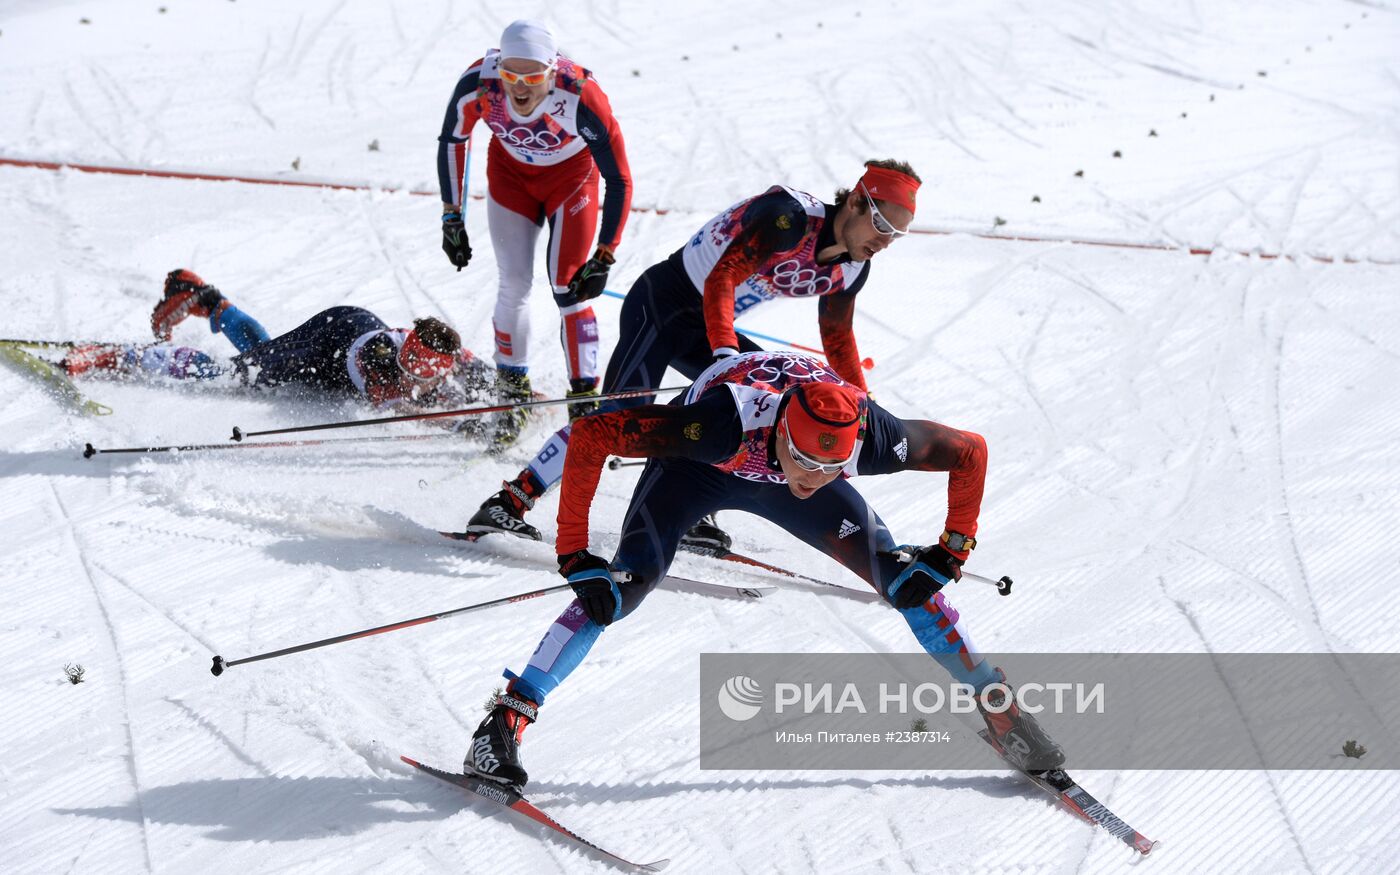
[0,341,113,416]
[439,531,776,600]
[680,544,882,603]
[979,730,1157,855]
[401,755,669,872]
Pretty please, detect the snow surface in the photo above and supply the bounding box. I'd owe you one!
[2,1,1399,872]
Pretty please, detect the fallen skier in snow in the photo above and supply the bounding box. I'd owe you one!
[60,269,495,415]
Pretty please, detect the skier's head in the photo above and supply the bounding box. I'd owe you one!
[833,159,919,262]
[398,318,460,384]
[776,381,864,499]
[498,19,558,114]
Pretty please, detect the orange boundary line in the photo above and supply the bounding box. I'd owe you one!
[2,155,1392,266]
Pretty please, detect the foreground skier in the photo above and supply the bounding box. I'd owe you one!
[460,351,1064,789]
[62,269,486,411]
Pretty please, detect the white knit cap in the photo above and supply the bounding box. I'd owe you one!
[499,19,557,65]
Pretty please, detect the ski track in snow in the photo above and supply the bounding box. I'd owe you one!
[2,0,1400,872]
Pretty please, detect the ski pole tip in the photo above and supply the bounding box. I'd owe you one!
[83,442,96,459]
[230,427,243,442]
[996,576,1013,596]
[211,655,226,676]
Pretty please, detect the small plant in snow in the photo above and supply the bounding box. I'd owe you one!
[911,718,929,732]
[64,663,85,684]
[1342,740,1367,759]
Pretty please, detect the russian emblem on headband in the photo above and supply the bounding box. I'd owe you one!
[818,432,837,451]
[776,214,791,230]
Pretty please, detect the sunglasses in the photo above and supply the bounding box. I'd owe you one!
[782,422,853,474]
[860,183,910,238]
[498,64,555,87]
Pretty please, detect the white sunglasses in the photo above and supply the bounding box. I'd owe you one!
[782,422,854,474]
[860,183,910,238]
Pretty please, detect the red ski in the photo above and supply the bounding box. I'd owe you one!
[402,755,669,871]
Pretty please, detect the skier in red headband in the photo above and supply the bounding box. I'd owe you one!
[461,159,922,553]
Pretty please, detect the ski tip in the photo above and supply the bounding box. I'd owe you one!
[639,861,671,872]
[1137,838,1160,856]
[400,754,423,768]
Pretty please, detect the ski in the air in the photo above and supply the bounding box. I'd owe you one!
[439,531,775,600]
[0,341,113,416]
[979,730,1157,855]
[680,543,882,603]
[401,755,669,872]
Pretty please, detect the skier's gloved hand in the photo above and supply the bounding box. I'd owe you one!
[712,347,739,366]
[564,247,614,304]
[558,550,622,626]
[442,212,471,271]
[152,269,219,340]
[886,542,964,609]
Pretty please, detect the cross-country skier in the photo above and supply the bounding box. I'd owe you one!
[461,159,921,553]
[462,350,1065,790]
[437,18,634,444]
[62,269,483,411]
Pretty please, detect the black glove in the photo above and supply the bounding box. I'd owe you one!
[564,250,613,304]
[886,543,963,609]
[441,212,471,270]
[558,550,620,626]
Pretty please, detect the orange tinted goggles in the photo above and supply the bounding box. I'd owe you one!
[498,65,554,87]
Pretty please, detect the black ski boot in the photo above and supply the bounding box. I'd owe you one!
[463,480,542,541]
[566,377,600,421]
[465,689,538,790]
[678,512,732,554]
[978,669,1066,773]
[492,369,532,451]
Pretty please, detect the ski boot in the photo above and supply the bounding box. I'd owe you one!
[978,669,1066,773]
[678,512,732,555]
[491,368,532,451]
[465,689,538,790]
[463,480,542,541]
[566,377,600,421]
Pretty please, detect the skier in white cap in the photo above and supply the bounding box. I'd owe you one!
[436,19,634,447]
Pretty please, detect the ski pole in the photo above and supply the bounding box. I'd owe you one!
[211,582,574,676]
[85,431,462,459]
[231,383,688,441]
[599,290,874,370]
[881,549,1013,596]
[607,457,646,470]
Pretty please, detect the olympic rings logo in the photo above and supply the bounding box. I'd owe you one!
[769,259,832,297]
[489,121,563,150]
[741,353,834,388]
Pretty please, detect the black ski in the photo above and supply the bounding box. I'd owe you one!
[979,730,1157,855]
[438,531,775,600]
[401,755,669,871]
